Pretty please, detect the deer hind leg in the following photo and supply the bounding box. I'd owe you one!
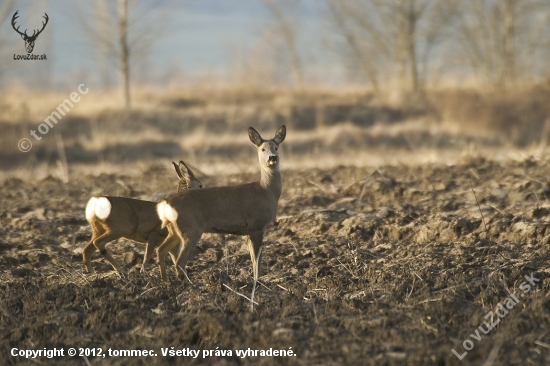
[142,231,165,273]
[156,228,181,281]
[174,229,202,280]
[83,224,105,273]
[144,231,182,275]
[169,243,185,276]
[92,230,123,272]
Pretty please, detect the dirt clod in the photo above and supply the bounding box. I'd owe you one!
[1,159,550,365]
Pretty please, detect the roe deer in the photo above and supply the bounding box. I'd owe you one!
[83,161,203,274]
[156,125,286,298]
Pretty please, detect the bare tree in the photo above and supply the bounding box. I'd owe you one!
[262,0,305,87]
[326,0,457,95]
[455,0,550,89]
[327,0,381,91]
[118,0,130,108]
[75,0,171,108]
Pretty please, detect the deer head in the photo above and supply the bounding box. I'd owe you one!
[12,11,49,54]
[248,125,286,170]
[173,160,203,192]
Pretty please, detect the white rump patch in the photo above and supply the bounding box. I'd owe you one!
[93,197,112,220]
[157,201,178,226]
[85,197,98,222]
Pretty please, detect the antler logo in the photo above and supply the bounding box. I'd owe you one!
[12,11,49,54]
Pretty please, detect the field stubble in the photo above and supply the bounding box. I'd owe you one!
[1,156,550,365]
[2,86,550,365]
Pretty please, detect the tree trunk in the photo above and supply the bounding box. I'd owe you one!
[289,41,304,87]
[502,0,516,88]
[407,0,420,95]
[280,20,304,87]
[397,0,408,90]
[328,2,379,91]
[118,0,130,109]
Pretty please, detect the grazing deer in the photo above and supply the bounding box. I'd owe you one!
[156,126,286,296]
[83,161,203,274]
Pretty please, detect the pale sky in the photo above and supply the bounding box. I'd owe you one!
[0,0,332,90]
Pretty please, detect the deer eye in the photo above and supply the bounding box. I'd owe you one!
[262,148,266,152]
[275,147,278,151]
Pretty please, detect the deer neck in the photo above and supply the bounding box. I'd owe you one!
[259,165,282,199]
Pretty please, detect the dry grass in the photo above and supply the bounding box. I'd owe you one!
[2,156,550,365]
[1,82,549,175]
[3,82,550,364]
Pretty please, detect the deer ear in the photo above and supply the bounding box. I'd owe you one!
[273,125,286,145]
[173,161,183,178]
[178,161,195,181]
[248,127,263,147]
[20,34,25,40]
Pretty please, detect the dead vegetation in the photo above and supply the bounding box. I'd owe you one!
[1,84,550,173]
[1,155,550,365]
[2,85,550,364]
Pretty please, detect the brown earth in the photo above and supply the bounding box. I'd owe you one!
[1,157,550,365]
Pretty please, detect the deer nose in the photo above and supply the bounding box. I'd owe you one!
[268,155,278,163]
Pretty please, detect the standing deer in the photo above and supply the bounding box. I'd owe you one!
[156,126,286,302]
[83,161,202,274]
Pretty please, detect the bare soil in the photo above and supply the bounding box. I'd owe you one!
[2,157,550,365]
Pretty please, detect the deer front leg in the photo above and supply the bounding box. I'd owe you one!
[248,230,264,312]
[248,231,264,282]
[142,231,165,273]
